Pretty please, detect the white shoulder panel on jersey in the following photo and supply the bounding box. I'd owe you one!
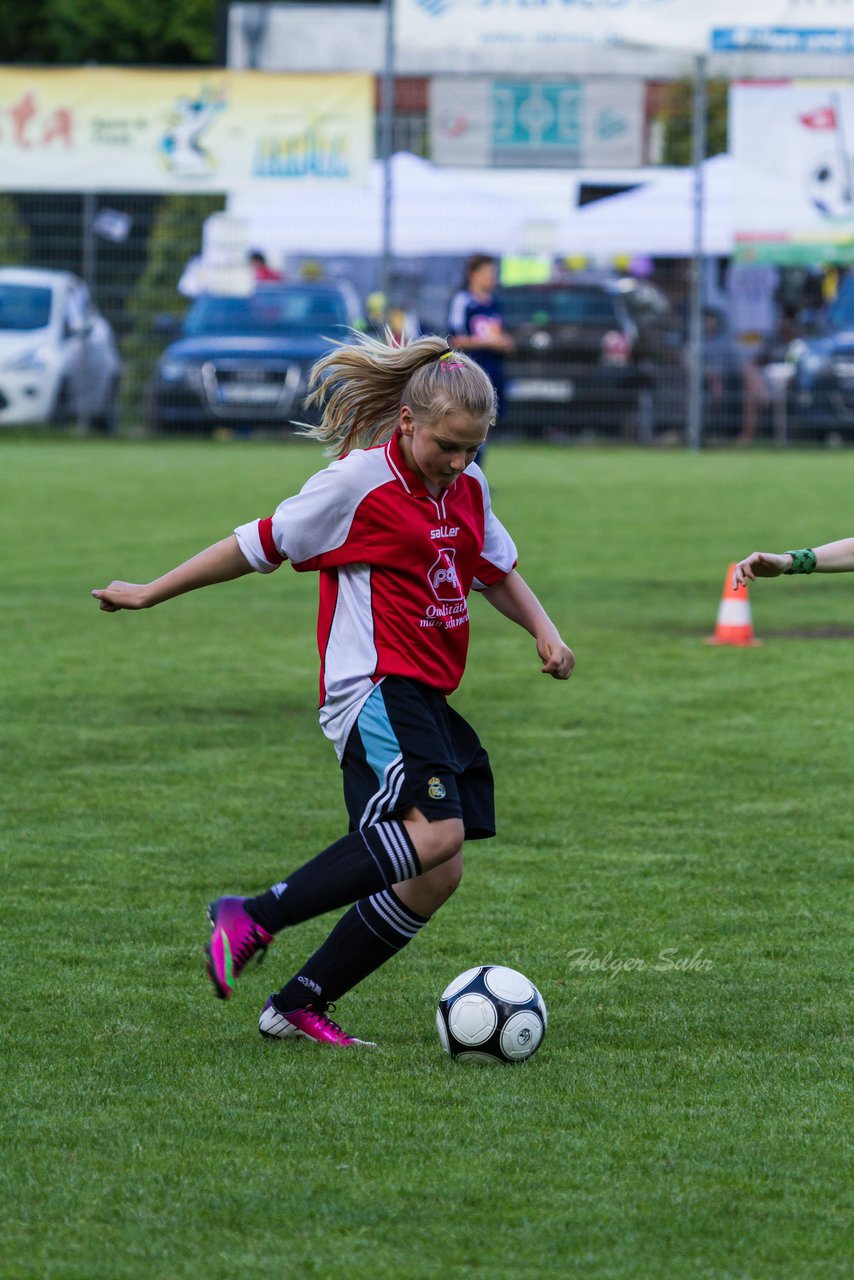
[466,462,518,588]
[273,447,393,566]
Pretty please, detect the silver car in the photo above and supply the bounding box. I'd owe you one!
[0,267,121,429]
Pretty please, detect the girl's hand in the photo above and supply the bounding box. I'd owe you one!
[91,581,151,612]
[732,552,792,589]
[537,636,575,680]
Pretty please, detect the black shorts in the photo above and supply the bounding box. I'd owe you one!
[341,676,495,841]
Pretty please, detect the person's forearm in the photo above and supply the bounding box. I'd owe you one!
[735,536,854,587]
[813,538,854,572]
[144,536,253,605]
[480,569,560,640]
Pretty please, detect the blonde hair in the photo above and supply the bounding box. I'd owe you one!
[300,330,496,457]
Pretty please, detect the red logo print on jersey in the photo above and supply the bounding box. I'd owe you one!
[428,548,462,602]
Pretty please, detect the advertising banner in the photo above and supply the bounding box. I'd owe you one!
[227,3,387,72]
[397,0,854,59]
[430,78,644,168]
[0,69,373,193]
[731,79,854,262]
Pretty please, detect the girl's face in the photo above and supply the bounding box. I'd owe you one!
[399,407,489,492]
[468,262,498,297]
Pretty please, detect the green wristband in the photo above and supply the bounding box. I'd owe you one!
[784,548,817,575]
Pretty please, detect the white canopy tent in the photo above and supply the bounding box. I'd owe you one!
[224,151,717,261]
[227,153,533,257]
[569,153,734,258]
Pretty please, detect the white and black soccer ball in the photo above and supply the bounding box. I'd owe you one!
[436,965,547,1065]
[807,153,854,221]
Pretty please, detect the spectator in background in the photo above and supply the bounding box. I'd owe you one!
[447,255,514,466]
[248,250,283,283]
[702,307,743,435]
[740,309,799,445]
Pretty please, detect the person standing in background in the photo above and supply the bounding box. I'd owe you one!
[447,255,515,467]
[248,250,283,283]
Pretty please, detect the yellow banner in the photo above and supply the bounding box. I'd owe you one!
[0,69,373,192]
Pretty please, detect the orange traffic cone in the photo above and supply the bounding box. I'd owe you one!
[705,563,762,646]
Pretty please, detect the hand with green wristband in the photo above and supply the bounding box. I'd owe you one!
[733,538,854,590]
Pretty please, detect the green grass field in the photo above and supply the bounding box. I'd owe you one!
[2,439,851,1280]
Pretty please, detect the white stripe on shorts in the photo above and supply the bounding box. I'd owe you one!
[360,753,405,829]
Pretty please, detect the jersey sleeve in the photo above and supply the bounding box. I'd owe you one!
[447,290,472,337]
[233,452,387,574]
[467,464,518,590]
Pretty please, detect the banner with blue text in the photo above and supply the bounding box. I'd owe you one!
[397,0,854,58]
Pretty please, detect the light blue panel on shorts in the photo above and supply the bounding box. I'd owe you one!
[357,685,402,784]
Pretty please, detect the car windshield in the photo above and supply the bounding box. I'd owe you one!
[502,288,621,328]
[0,283,53,331]
[183,289,349,337]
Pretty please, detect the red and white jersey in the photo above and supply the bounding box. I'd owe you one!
[234,430,517,757]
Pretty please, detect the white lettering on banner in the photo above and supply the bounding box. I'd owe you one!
[397,0,854,59]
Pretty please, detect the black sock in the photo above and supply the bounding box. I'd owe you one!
[245,819,421,934]
[272,887,429,1011]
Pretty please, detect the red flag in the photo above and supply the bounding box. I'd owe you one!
[800,105,838,129]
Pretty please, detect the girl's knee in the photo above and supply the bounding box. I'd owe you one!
[405,814,465,870]
[398,852,463,917]
[431,853,463,899]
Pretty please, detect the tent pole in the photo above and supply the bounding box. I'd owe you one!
[380,0,395,306]
[686,53,707,452]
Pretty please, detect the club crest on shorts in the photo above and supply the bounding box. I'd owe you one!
[428,775,446,800]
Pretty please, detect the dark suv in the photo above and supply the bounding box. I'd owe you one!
[789,278,854,436]
[150,284,356,433]
[500,279,681,439]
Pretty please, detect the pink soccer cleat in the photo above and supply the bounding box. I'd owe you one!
[205,896,273,999]
[258,996,376,1047]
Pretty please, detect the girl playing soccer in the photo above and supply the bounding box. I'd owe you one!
[92,334,574,1047]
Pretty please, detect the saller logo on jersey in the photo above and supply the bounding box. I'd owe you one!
[428,548,461,602]
[428,776,446,800]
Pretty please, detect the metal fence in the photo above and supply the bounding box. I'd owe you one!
[0,88,847,446]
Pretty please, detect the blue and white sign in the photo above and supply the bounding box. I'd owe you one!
[431,77,644,167]
[713,28,854,53]
[397,0,854,60]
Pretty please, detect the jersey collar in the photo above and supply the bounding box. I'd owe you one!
[386,428,433,499]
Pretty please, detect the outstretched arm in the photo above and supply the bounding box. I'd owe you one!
[733,537,854,588]
[91,535,253,612]
[480,569,574,679]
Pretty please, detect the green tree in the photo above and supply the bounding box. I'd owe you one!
[120,193,223,425]
[0,0,218,64]
[658,77,729,166]
[0,197,32,265]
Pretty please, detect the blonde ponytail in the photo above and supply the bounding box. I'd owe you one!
[299,330,496,457]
